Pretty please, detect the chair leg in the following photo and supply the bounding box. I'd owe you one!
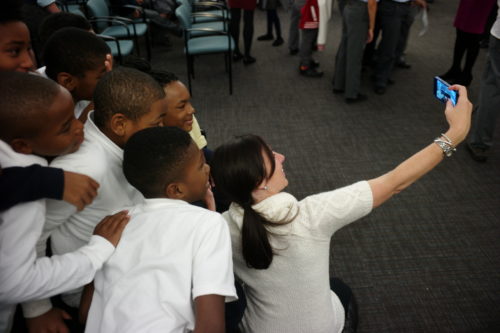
[145,31,151,61]
[228,51,233,95]
[135,35,141,57]
[187,55,193,95]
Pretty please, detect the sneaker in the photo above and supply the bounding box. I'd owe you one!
[299,66,323,78]
[466,143,488,162]
[243,55,256,65]
[345,94,368,104]
[272,37,284,47]
[396,60,411,69]
[310,59,320,69]
[257,34,274,41]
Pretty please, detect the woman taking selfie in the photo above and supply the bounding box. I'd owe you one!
[211,85,472,333]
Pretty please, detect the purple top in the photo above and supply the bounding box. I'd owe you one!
[454,0,497,34]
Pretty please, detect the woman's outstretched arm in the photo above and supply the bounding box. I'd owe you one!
[368,85,473,208]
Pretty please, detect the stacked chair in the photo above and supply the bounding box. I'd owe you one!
[176,0,235,94]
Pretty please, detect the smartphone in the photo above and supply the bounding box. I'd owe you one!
[434,76,458,106]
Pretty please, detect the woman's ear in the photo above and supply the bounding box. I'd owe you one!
[109,113,128,137]
[56,72,77,92]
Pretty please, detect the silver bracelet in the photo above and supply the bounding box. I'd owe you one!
[434,137,456,157]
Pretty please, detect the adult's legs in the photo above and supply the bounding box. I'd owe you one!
[230,8,242,57]
[333,8,349,91]
[461,32,483,85]
[270,9,282,39]
[344,2,370,99]
[395,5,418,66]
[330,278,358,333]
[374,0,408,90]
[242,9,255,58]
[467,35,500,161]
[442,29,468,81]
[288,2,301,52]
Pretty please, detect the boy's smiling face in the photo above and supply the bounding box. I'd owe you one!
[0,21,35,72]
[163,81,195,132]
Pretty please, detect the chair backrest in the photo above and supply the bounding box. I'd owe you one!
[87,0,110,31]
[175,4,192,31]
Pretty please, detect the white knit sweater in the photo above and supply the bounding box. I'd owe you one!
[223,181,373,333]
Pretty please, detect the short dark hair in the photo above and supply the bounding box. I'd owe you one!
[0,72,61,141]
[39,12,92,47]
[0,0,23,24]
[211,135,277,269]
[148,70,179,87]
[93,67,166,129]
[42,27,110,80]
[123,127,193,198]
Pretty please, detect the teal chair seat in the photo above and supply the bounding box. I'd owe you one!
[106,39,134,57]
[190,21,226,37]
[186,35,234,54]
[101,22,148,38]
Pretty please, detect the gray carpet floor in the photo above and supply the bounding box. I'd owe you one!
[149,1,500,332]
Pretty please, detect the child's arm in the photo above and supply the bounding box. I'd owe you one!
[79,281,95,325]
[367,0,377,43]
[0,210,129,305]
[0,166,98,212]
[193,295,225,333]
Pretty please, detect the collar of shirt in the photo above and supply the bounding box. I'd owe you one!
[85,111,123,163]
[0,140,47,168]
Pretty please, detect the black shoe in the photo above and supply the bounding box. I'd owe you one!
[388,78,395,85]
[374,86,386,95]
[289,48,299,55]
[310,59,320,68]
[457,72,473,86]
[440,68,461,83]
[257,34,274,41]
[466,143,488,162]
[233,52,243,62]
[396,60,411,69]
[345,94,368,104]
[272,37,284,47]
[332,88,344,94]
[243,55,256,65]
[299,66,323,78]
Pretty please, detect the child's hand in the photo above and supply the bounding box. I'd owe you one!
[93,211,130,247]
[63,171,100,211]
[204,187,216,212]
[26,308,71,333]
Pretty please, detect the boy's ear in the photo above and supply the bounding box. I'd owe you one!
[165,182,187,200]
[56,72,78,92]
[10,139,33,154]
[109,113,129,137]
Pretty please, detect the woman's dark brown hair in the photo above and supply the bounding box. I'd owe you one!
[211,135,276,269]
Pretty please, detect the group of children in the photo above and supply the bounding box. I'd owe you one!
[0,0,475,332]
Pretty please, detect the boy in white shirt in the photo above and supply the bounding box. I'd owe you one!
[0,72,129,332]
[82,126,236,333]
[22,68,167,331]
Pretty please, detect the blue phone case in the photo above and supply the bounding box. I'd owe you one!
[434,76,458,106]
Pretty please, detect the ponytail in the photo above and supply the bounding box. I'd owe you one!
[241,204,274,269]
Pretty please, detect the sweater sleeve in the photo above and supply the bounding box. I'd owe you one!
[299,181,373,237]
[0,165,64,212]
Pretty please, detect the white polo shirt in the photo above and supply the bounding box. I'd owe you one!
[85,198,237,333]
[22,112,144,317]
[0,141,114,331]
